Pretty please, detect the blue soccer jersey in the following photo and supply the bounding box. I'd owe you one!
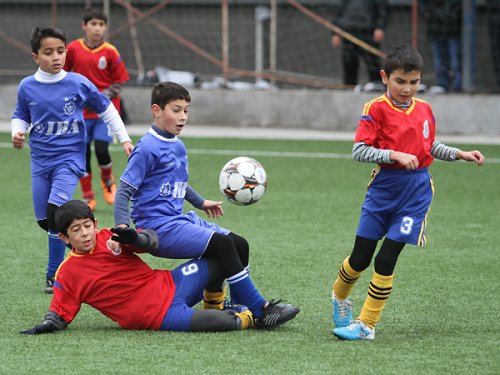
[119,126,229,259]
[121,127,189,224]
[12,69,111,177]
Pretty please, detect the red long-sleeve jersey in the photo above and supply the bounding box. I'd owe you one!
[50,228,175,330]
[354,94,436,169]
[65,39,129,118]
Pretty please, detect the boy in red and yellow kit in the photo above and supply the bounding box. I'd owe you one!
[331,45,485,340]
[65,8,129,209]
[20,200,299,334]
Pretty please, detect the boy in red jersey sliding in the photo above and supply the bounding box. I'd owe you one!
[65,8,129,210]
[330,45,485,340]
[20,200,299,334]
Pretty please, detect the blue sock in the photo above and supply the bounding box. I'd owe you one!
[227,270,266,319]
[46,231,66,279]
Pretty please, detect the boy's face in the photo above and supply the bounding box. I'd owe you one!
[32,37,66,74]
[82,18,107,45]
[152,99,190,135]
[381,68,421,103]
[59,218,98,254]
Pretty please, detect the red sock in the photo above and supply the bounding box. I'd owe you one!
[80,173,94,199]
[100,164,113,182]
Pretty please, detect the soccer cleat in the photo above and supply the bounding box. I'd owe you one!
[254,299,300,329]
[333,320,375,341]
[101,176,116,205]
[45,277,55,294]
[84,197,96,211]
[332,295,353,328]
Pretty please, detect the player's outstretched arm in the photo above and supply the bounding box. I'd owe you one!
[20,310,68,335]
[110,227,159,253]
[201,200,224,219]
[456,150,485,166]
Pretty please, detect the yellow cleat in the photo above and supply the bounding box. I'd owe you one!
[101,176,116,205]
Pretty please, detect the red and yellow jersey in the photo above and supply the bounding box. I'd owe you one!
[65,39,129,118]
[354,93,436,169]
[49,228,175,330]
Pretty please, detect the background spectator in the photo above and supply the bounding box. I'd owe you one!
[420,0,462,94]
[331,0,389,89]
[486,0,500,92]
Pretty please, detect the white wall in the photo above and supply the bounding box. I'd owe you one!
[1,84,499,136]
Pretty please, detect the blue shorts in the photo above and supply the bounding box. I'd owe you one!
[85,118,113,143]
[356,167,434,246]
[32,166,81,221]
[136,210,230,259]
[160,259,210,332]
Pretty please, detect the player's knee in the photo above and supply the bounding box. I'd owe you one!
[205,233,237,258]
[94,140,111,164]
[373,253,396,275]
[348,255,371,272]
[46,203,59,233]
[228,232,249,266]
[349,236,378,271]
[37,219,49,232]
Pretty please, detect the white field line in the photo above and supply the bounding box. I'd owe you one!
[2,141,499,164]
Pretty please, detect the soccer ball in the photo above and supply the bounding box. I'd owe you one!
[219,157,267,206]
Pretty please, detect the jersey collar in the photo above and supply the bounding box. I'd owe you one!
[34,68,67,84]
[383,92,416,114]
[149,125,178,142]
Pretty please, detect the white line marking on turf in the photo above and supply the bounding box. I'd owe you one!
[189,148,353,159]
[1,142,499,163]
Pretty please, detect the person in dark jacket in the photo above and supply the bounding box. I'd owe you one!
[420,0,462,93]
[486,0,500,91]
[331,0,389,87]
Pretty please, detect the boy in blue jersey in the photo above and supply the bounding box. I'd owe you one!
[114,82,299,328]
[11,27,134,294]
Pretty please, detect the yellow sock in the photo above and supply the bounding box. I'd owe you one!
[235,309,254,329]
[202,288,226,310]
[358,272,394,329]
[333,257,362,300]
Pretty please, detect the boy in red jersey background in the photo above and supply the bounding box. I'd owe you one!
[65,8,129,210]
[330,44,484,341]
[19,200,269,334]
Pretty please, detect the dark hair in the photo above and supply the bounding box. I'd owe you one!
[151,82,191,109]
[382,44,424,77]
[30,27,67,54]
[55,200,95,235]
[82,8,108,24]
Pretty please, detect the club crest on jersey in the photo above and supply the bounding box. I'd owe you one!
[63,96,77,115]
[423,120,429,139]
[33,122,44,134]
[98,56,108,70]
[159,182,171,197]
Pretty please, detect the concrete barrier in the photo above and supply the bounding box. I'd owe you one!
[1,83,499,136]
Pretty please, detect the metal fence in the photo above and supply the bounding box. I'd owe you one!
[0,0,497,93]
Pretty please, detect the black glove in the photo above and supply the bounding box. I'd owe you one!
[20,311,67,335]
[20,321,58,335]
[111,226,138,244]
[111,227,159,253]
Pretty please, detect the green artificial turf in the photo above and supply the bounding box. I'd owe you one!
[1,132,499,374]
